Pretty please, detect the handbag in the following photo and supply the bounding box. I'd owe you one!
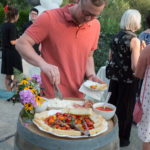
[133,67,149,123]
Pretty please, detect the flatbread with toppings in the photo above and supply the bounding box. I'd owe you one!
[33,108,106,137]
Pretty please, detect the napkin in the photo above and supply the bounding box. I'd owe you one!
[79,80,106,101]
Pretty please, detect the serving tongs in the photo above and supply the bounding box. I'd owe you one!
[53,84,63,100]
[82,119,91,136]
[72,122,90,136]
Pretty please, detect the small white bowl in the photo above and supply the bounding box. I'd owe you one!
[93,102,116,120]
[35,100,48,113]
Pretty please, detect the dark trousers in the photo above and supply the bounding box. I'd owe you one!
[108,79,138,142]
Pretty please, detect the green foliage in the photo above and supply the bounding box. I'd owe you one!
[129,0,150,15]
[94,33,114,73]
[61,0,78,7]
[21,108,34,121]
[100,17,119,34]
[1,0,31,10]
[100,0,130,34]
[12,68,26,103]
[0,5,29,29]
[61,0,70,7]
[16,10,29,31]
[13,68,26,82]
[0,3,5,25]
[0,0,7,6]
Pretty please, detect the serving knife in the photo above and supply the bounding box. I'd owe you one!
[53,84,63,100]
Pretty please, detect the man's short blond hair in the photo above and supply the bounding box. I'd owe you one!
[120,9,141,32]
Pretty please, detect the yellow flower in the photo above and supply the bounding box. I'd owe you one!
[24,86,30,90]
[24,103,33,111]
[24,85,33,90]
[20,80,29,85]
[26,77,31,81]
[29,85,33,89]
[35,96,45,106]
[30,88,37,95]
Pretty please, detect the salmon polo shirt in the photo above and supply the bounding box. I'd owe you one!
[26,4,100,98]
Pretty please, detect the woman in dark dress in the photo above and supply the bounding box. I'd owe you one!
[106,9,143,147]
[1,5,23,91]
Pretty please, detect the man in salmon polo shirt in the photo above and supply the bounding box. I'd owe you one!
[16,0,106,98]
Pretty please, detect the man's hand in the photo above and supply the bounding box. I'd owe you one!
[40,63,60,85]
[88,75,105,84]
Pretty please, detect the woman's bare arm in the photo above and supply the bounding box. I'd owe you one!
[130,37,141,72]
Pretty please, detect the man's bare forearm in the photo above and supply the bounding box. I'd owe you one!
[16,33,60,85]
[85,52,104,84]
[16,34,47,68]
[86,55,96,78]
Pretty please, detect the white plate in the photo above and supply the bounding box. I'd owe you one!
[83,80,107,91]
[33,109,108,138]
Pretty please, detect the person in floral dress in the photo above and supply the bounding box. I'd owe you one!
[135,44,150,150]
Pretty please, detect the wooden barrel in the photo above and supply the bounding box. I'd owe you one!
[14,114,119,150]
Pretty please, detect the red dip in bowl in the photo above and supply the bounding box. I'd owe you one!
[96,106,113,111]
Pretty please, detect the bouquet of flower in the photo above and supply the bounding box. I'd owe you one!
[16,74,45,121]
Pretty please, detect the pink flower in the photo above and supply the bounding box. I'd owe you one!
[19,89,37,107]
[24,123,28,127]
[31,74,41,84]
